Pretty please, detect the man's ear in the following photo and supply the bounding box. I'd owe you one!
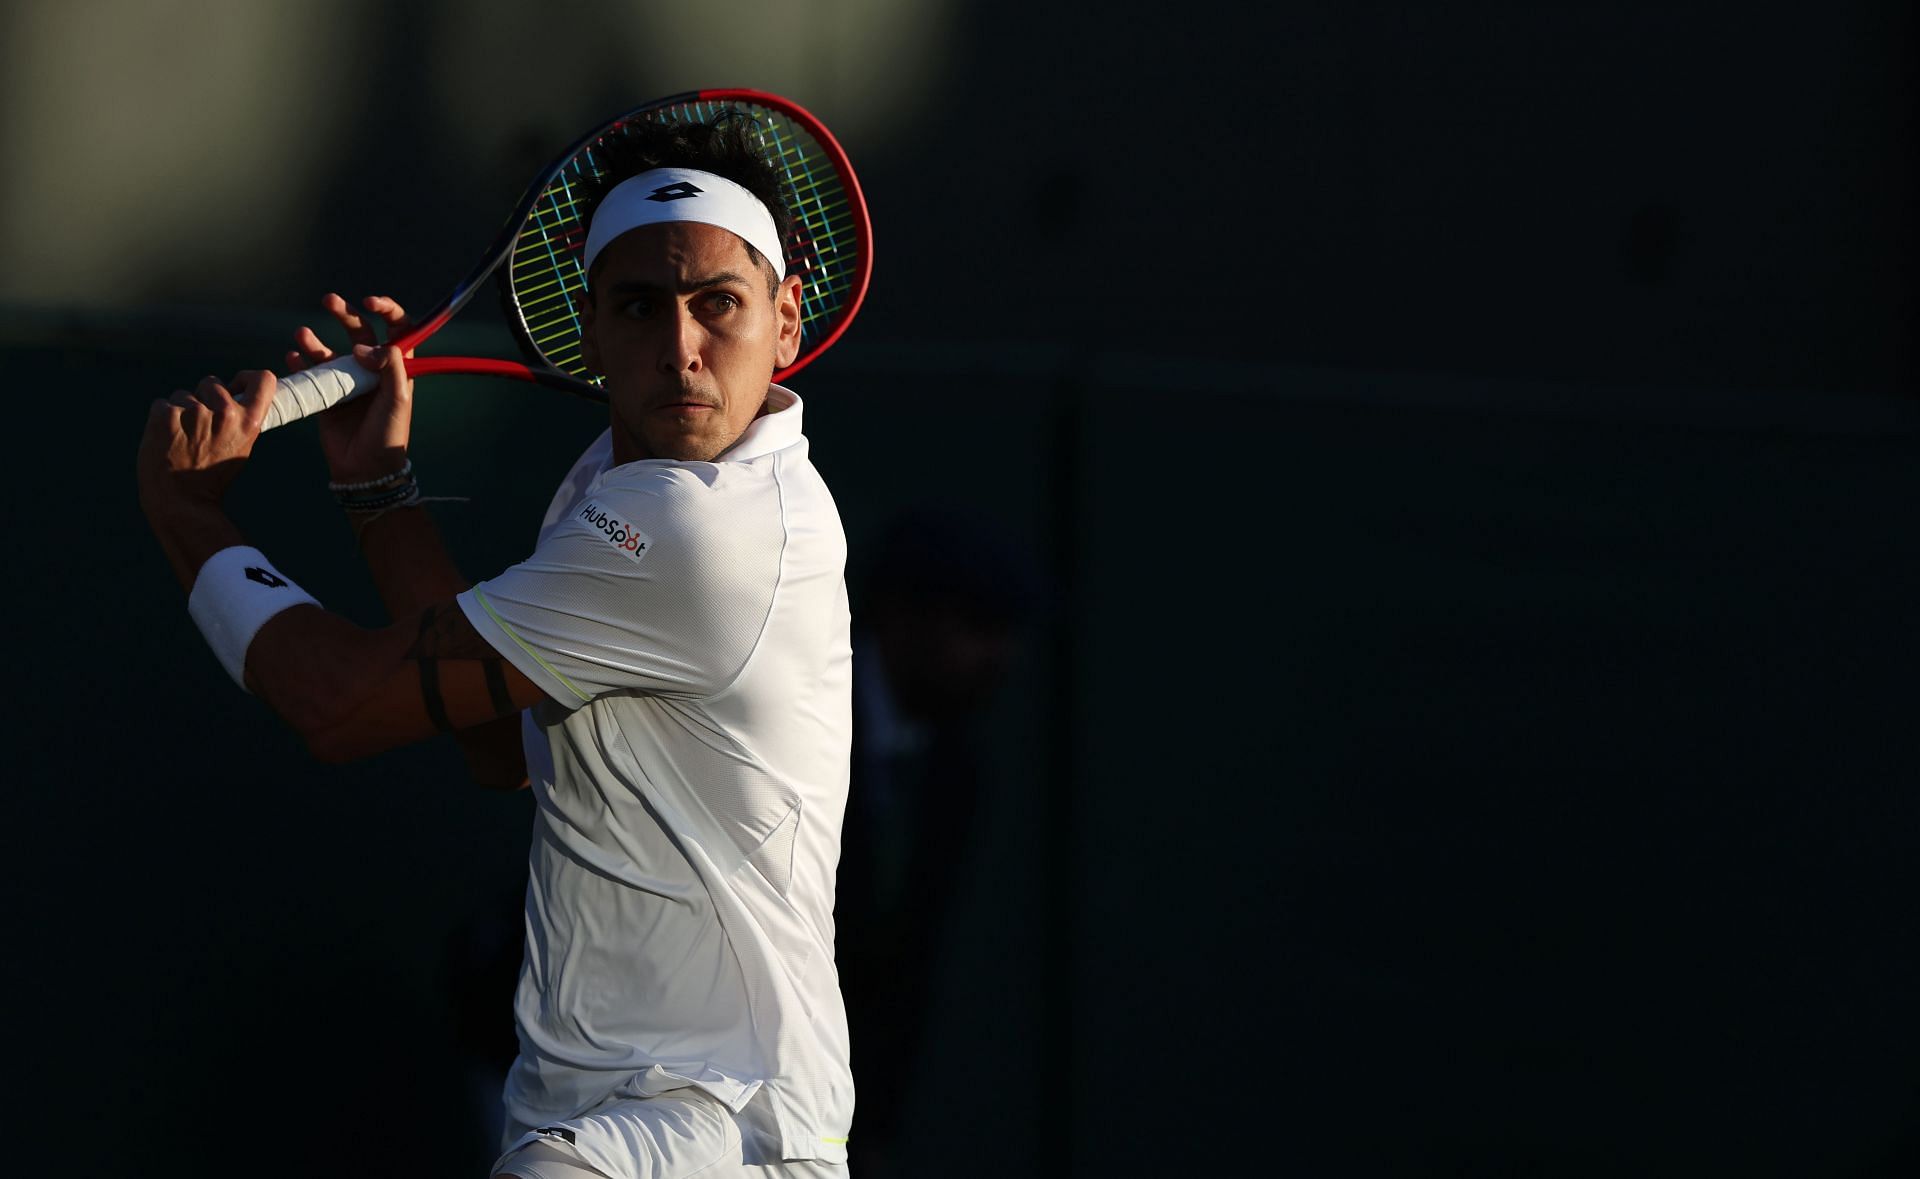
[577,289,601,373]
[772,274,803,370]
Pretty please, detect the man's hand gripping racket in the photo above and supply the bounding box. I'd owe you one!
[250,88,872,431]
[287,295,415,485]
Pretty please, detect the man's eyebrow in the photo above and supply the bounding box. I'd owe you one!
[604,272,755,295]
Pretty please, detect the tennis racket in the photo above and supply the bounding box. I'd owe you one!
[256,88,871,431]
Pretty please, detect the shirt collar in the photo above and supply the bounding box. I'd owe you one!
[718,384,803,462]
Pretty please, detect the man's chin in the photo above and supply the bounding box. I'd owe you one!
[643,427,734,464]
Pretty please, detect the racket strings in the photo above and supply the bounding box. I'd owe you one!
[506,100,864,382]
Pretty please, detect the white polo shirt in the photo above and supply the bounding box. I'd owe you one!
[456,387,854,1169]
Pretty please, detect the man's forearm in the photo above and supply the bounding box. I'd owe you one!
[144,498,247,593]
[353,504,530,787]
[352,504,470,616]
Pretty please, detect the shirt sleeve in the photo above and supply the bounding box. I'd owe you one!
[457,465,784,705]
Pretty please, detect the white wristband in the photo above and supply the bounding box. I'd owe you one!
[187,546,321,690]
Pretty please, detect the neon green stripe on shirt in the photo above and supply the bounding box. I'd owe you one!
[473,588,591,703]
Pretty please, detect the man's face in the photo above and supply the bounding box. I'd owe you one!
[580,221,802,464]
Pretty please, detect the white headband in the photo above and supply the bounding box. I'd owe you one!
[582,167,785,280]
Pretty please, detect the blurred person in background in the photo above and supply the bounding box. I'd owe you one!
[835,508,1040,1176]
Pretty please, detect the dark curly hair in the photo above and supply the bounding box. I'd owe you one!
[576,114,795,297]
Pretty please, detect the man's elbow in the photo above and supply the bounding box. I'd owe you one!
[260,684,373,764]
[245,612,408,764]
[288,688,410,764]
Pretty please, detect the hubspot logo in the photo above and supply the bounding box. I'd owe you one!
[578,500,653,564]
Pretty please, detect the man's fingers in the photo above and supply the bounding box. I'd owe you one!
[184,372,270,434]
[207,373,250,411]
[364,295,416,359]
[373,346,415,448]
[192,374,229,408]
[355,343,413,391]
[140,400,183,470]
[293,325,334,369]
[326,291,376,348]
[379,345,412,399]
[364,294,410,331]
[234,369,278,428]
[320,292,411,361]
[167,391,209,442]
[229,369,268,400]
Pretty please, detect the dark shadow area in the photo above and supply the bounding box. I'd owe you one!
[834,508,1042,1177]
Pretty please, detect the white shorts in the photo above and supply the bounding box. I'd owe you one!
[490,1089,847,1179]
[495,1139,606,1179]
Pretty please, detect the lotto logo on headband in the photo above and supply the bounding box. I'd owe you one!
[647,181,703,202]
[577,501,653,565]
[583,167,784,279]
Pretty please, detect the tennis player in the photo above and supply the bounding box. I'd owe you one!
[136,121,854,1179]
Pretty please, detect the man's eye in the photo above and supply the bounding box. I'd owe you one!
[705,293,740,314]
[619,298,654,318]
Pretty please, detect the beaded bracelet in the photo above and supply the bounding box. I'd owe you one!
[328,458,414,494]
[338,482,421,513]
[329,459,468,542]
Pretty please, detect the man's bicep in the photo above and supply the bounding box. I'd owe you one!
[308,603,551,762]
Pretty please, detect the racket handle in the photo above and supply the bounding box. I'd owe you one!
[258,355,379,432]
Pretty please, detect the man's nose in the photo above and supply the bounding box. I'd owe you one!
[657,306,703,374]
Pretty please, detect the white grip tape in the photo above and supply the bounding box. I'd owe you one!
[259,355,379,432]
[188,546,322,690]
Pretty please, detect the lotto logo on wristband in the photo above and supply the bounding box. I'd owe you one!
[577,501,653,564]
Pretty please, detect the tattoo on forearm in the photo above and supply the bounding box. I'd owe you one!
[484,660,514,717]
[408,604,502,660]
[408,604,515,732]
[419,656,454,733]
